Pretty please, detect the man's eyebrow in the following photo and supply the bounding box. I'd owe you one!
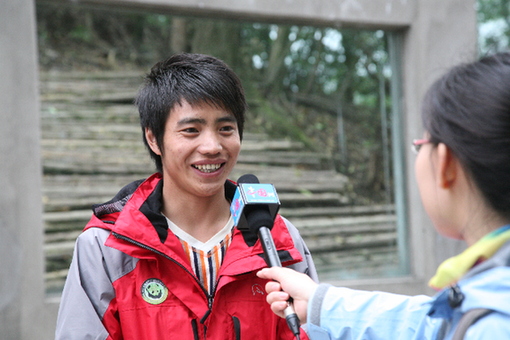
[177,115,237,126]
[177,117,206,126]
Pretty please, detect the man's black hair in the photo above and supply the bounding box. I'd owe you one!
[135,53,247,173]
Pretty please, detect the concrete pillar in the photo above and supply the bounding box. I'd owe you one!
[0,0,50,338]
[402,0,477,292]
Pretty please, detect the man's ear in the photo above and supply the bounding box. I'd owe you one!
[437,143,457,189]
[145,128,162,156]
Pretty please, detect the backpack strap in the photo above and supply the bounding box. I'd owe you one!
[452,308,493,340]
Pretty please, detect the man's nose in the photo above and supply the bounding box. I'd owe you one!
[198,132,222,154]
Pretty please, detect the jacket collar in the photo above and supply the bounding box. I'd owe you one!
[86,173,302,274]
[428,240,510,319]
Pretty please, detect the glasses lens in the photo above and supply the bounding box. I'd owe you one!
[412,139,429,154]
[412,144,419,154]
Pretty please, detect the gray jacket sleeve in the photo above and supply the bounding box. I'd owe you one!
[55,227,137,340]
[282,216,319,282]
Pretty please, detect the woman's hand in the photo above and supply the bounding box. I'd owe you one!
[257,267,318,323]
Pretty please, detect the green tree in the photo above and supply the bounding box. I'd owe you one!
[478,0,510,53]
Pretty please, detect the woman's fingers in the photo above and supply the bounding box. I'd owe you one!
[257,267,316,323]
[265,280,283,294]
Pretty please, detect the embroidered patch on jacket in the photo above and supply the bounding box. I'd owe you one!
[141,278,168,305]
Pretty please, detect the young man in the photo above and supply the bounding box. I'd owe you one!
[55,53,318,339]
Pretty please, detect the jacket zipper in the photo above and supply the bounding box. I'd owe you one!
[232,316,241,340]
[191,319,200,340]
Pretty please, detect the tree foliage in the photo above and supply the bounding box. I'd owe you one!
[478,0,510,53]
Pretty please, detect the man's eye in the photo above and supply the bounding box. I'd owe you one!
[183,128,198,133]
[220,126,235,132]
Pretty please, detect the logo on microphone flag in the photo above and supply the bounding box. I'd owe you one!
[230,183,279,227]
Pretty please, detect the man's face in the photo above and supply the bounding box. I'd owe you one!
[146,100,241,200]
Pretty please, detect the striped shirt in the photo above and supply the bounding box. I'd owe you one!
[166,216,234,295]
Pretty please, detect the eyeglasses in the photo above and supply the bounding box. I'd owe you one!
[411,138,430,154]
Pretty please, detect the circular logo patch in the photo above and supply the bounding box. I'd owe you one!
[141,278,168,305]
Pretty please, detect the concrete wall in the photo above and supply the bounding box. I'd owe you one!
[0,0,51,338]
[0,0,477,338]
[59,0,415,28]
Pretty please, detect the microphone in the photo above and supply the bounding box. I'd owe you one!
[230,174,301,340]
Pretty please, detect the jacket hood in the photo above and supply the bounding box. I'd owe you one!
[457,240,510,314]
[429,240,510,318]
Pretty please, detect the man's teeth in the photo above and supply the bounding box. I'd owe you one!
[194,164,221,173]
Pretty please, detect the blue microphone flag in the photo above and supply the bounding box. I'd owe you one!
[230,181,280,231]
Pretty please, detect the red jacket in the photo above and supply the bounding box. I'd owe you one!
[55,173,317,339]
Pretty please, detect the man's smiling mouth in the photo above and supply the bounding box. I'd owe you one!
[192,163,223,173]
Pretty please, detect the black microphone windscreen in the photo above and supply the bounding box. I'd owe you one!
[237,174,259,184]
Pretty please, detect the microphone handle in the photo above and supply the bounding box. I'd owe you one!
[258,226,282,267]
[258,226,301,339]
